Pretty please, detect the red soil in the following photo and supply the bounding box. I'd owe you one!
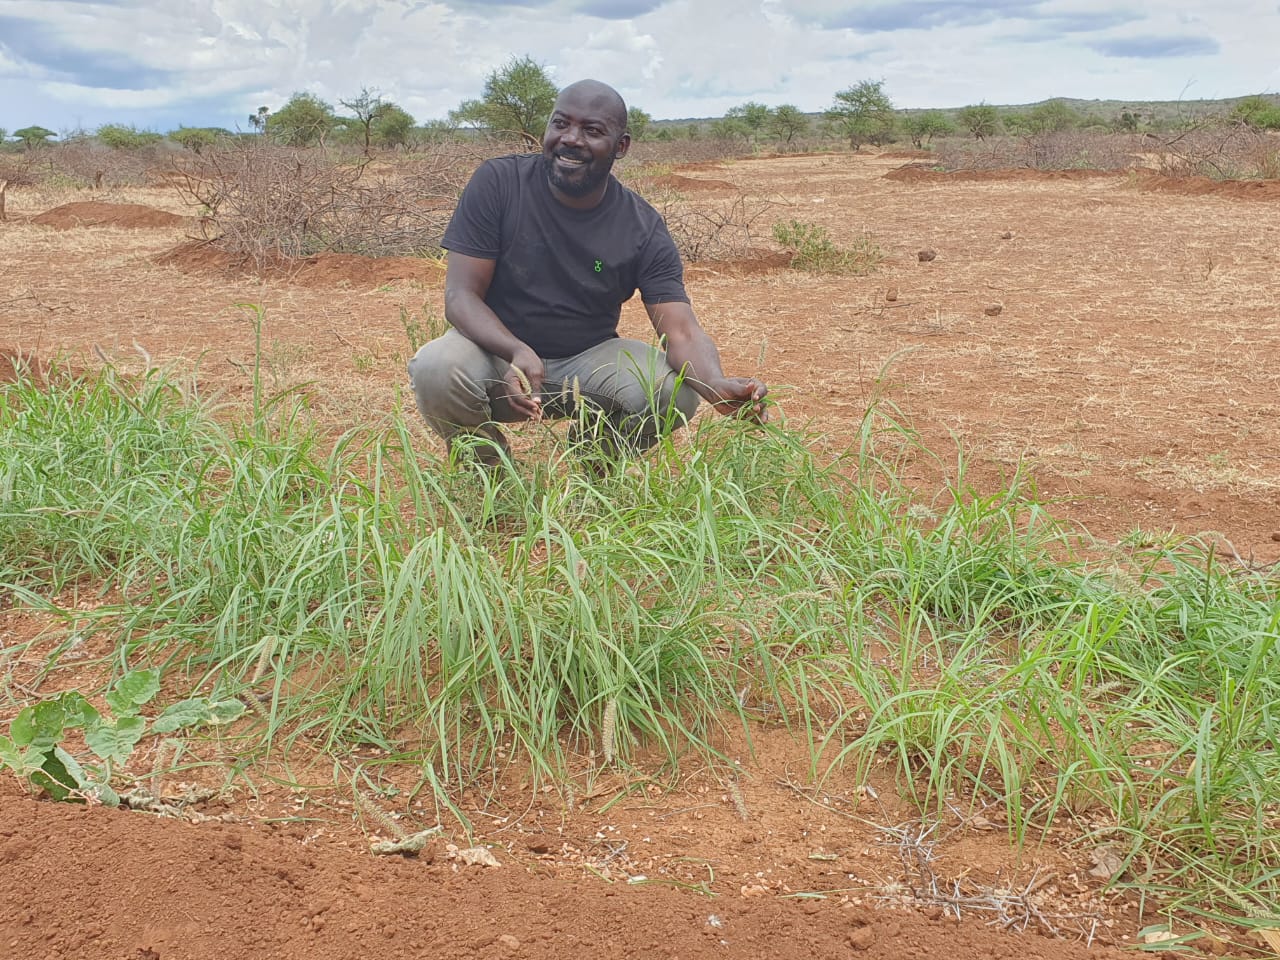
[31,201,187,229]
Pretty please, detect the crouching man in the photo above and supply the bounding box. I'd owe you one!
[408,79,767,465]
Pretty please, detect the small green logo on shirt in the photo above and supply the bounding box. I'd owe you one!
[593,259,603,273]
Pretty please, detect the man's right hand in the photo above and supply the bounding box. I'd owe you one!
[505,345,545,420]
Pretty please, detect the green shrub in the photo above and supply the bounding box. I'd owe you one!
[97,124,164,150]
[772,219,882,275]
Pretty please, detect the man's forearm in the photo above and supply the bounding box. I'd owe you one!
[444,289,526,362]
[664,326,730,401]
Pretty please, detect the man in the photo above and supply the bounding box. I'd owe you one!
[408,79,767,465]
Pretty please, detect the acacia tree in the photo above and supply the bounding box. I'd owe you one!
[13,126,56,148]
[1232,95,1280,130]
[1114,110,1141,132]
[957,103,1000,140]
[96,124,163,149]
[451,55,557,149]
[767,105,809,145]
[267,93,337,146]
[372,105,416,149]
[339,87,393,156]
[726,101,772,142]
[708,115,751,141]
[626,106,651,140]
[1024,99,1080,135]
[902,110,955,148]
[169,127,223,153]
[826,80,895,148]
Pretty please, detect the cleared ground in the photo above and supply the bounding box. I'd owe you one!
[1,151,1277,959]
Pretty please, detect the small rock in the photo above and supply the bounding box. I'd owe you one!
[917,248,937,262]
[983,304,1003,317]
[847,926,875,950]
[885,286,898,302]
[739,884,770,898]
[457,846,501,867]
[1270,531,1280,542]
[1088,843,1125,881]
[1000,231,1014,239]
[498,934,521,950]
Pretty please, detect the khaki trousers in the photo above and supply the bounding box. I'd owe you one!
[407,329,701,454]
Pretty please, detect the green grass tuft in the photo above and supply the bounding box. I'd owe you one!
[1,351,1276,930]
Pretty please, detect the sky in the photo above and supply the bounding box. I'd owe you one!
[1,0,1277,136]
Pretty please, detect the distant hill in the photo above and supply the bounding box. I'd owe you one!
[650,94,1280,129]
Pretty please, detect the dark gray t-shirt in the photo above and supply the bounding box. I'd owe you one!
[441,153,689,359]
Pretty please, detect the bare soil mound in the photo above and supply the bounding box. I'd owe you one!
[154,240,446,288]
[0,792,1128,960]
[652,173,740,192]
[687,249,793,278]
[1131,171,1280,200]
[31,201,186,230]
[884,166,1118,184]
[884,165,1280,199]
[674,160,731,172]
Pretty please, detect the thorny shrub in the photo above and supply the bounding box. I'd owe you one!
[934,124,1280,180]
[1148,122,1280,179]
[630,180,774,262]
[626,137,758,166]
[0,138,172,192]
[29,138,173,188]
[934,132,1143,172]
[171,138,484,265]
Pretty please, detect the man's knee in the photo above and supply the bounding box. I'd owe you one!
[407,331,498,432]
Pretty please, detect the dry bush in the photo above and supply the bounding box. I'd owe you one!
[934,125,1280,180]
[631,183,774,262]
[933,132,1142,172]
[1148,122,1280,179]
[0,157,40,189]
[172,138,479,265]
[931,137,1024,171]
[44,139,173,188]
[627,137,758,166]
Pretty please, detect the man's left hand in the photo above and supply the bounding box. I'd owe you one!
[707,377,769,423]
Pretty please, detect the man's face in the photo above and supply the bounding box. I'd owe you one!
[542,89,629,202]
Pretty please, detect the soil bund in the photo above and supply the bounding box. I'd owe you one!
[0,791,1129,960]
[32,201,187,229]
[884,165,1280,199]
[154,240,446,288]
[686,249,793,278]
[650,173,740,192]
[884,166,1117,184]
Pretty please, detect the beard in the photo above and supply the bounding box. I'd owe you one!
[543,151,614,198]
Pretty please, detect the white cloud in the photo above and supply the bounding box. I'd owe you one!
[0,0,1276,134]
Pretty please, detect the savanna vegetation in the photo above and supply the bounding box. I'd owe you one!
[2,54,1279,951]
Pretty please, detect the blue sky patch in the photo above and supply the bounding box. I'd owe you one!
[0,15,170,90]
[1090,34,1221,58]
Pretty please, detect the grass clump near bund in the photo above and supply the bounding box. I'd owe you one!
[0,342,1276,934]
